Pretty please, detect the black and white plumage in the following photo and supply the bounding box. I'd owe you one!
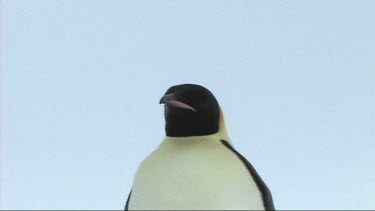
[125,84,275,210]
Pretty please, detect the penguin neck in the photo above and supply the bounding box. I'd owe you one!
[165,133,219,142]
[165,108,232,145]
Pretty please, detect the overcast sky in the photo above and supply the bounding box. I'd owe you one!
[2,0,375,209]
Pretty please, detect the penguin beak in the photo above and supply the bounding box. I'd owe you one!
[159,94,197,112]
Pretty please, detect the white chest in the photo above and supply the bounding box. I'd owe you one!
[129,138,264,210]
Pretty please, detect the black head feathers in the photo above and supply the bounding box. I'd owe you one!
[159,84,220,137]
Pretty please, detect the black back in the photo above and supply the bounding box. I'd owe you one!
[124,190,131,210]
[221,139,275,210]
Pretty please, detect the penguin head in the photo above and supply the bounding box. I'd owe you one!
[159,84,220,137]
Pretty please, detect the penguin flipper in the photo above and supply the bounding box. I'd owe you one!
[124,190,132,211]
[220,139,275,211]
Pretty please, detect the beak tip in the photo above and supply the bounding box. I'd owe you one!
[159,94,173,105]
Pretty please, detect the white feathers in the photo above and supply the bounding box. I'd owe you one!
[129,134,264,210]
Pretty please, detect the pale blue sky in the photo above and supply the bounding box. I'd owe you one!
[2,0,375,209]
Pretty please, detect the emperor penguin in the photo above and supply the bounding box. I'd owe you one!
[125,84,275,210]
